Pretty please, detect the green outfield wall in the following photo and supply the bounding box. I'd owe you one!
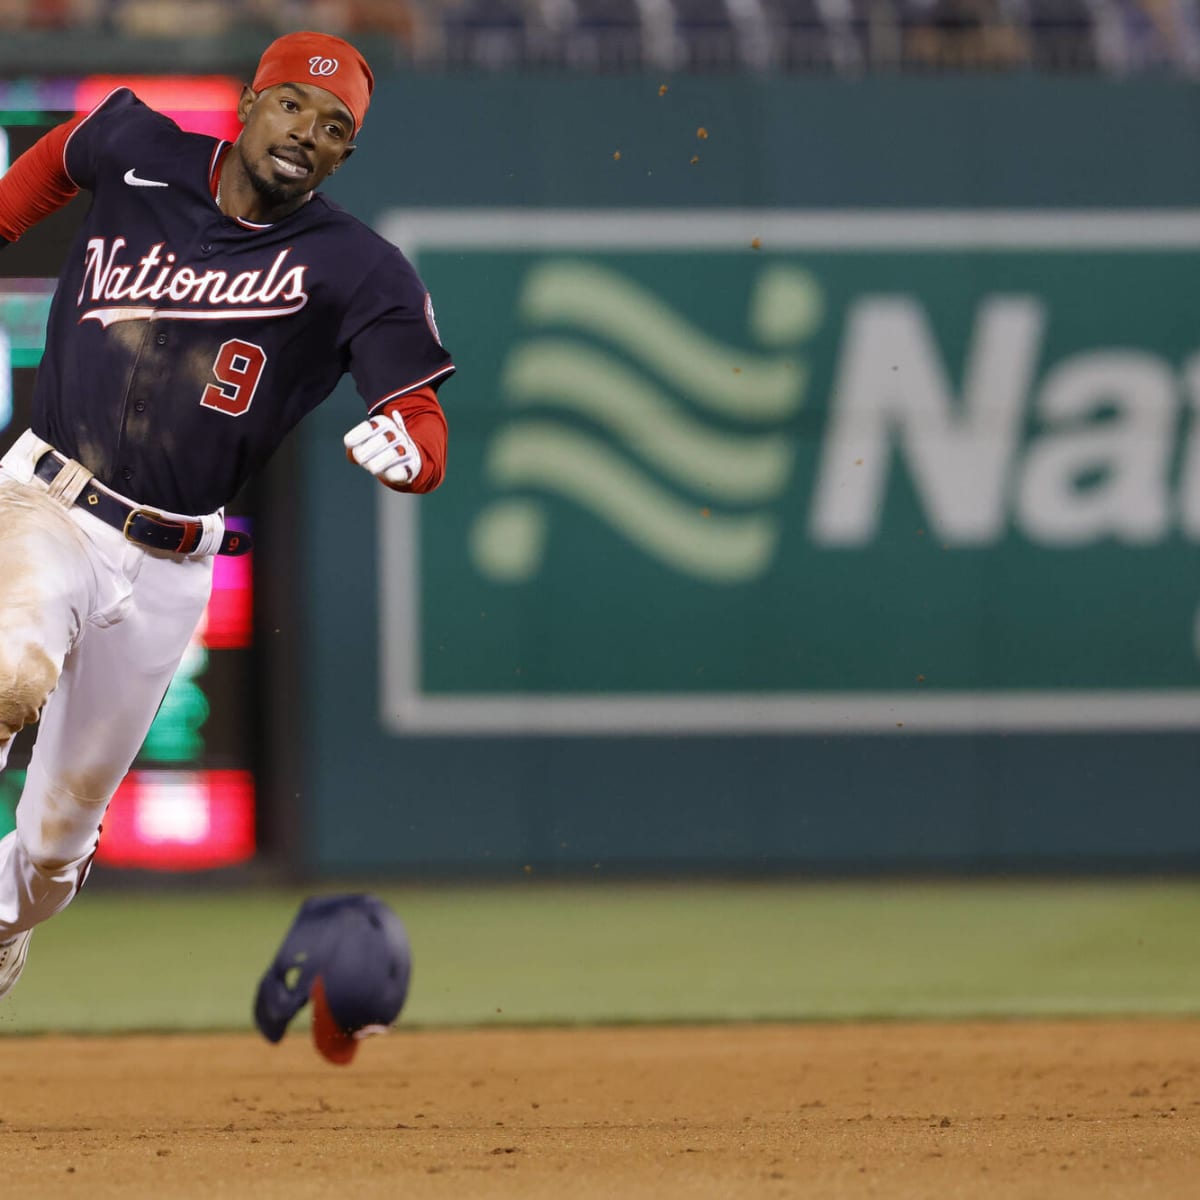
[298,75,1200,875]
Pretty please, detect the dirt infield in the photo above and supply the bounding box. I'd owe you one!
[1,1020,1198,1198]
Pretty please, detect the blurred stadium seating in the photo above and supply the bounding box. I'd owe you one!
[0,0,1197,76]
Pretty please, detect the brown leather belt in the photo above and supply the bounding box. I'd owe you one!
[33,452,251,557]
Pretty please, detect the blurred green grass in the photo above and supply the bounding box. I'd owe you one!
[2,879,1200,1034]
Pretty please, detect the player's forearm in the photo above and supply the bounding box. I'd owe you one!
[387,389,447,493]
[0,116,83,243]
[402,409,447,493]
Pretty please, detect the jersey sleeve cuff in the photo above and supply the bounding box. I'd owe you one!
[367,364,456,417]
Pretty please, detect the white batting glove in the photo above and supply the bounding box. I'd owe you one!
[344,412,422,488]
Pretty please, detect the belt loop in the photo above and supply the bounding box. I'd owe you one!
[45,458,92,507]
[189,513,226,558]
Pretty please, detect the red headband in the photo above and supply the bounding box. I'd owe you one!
[252,32,374,136]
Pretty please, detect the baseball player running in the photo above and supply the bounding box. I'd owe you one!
[0,32,454,997]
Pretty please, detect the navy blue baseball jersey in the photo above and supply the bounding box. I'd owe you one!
[34,88,453,515]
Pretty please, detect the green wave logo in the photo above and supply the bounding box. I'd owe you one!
[470,259,821,585]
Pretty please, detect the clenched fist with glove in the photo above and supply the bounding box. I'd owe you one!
[345,410,421,486]
[343,386,447,493]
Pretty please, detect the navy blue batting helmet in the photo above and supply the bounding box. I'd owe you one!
[254,893,412,1064]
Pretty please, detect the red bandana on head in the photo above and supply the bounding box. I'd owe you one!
[252,32,374,136]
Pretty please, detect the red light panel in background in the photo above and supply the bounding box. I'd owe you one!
[199,519,253,649]
[97,770,256,871]
[76,76,243,140]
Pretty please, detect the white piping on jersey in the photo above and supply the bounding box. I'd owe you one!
[61,86,127,189]
[367,365,457,414]
[207,140,225,185]
[212,141,268,228]
[79,298,308,328]
[209,140,299,231]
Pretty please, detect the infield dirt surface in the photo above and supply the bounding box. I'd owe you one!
[1,1020,1197,1198]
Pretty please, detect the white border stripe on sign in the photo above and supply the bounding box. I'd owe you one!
[379,208,1200,252]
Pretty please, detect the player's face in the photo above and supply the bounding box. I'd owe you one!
[236,83,355,206]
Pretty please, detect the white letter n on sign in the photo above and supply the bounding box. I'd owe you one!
[809,296,1044,547]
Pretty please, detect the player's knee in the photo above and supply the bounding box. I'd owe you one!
[17,779,107,873]
[0,642,58,740]
[21,825,94,874]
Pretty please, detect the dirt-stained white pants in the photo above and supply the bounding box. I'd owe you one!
[0,431,213,939]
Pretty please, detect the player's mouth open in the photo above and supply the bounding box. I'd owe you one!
[269,153,310,179]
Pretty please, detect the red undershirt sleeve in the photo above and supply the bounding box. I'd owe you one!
[380,386,448,494]
[0,115,84,243]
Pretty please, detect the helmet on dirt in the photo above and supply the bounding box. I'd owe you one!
[254,893,412,1064]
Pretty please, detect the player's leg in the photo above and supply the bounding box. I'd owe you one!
[0,475,97,774]
[0,531,213,940]
[0,474,107,994]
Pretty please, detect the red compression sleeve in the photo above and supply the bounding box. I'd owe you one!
[0,115,84,243]
[381,386,448,493]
